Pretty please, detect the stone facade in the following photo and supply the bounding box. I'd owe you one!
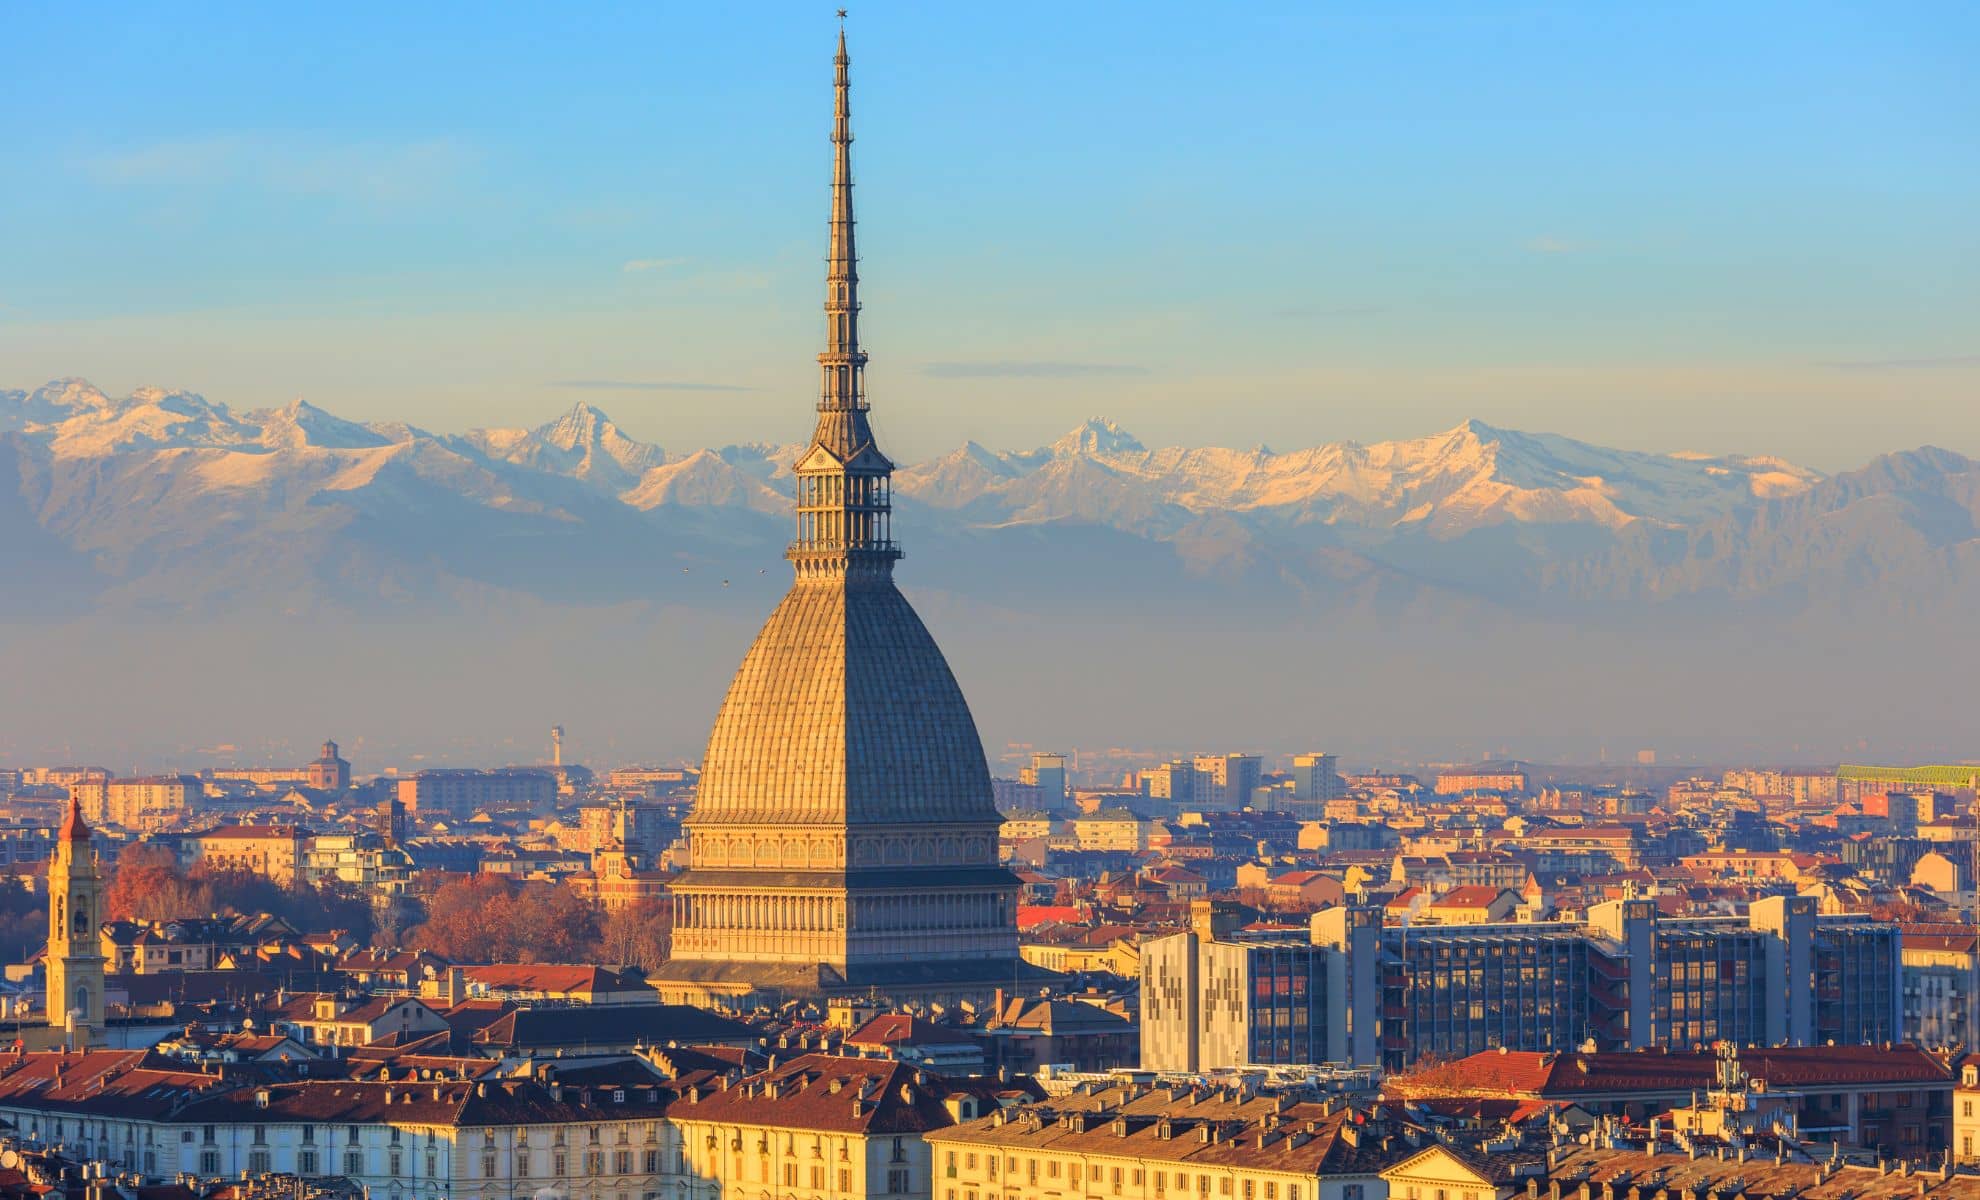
[656,29,1017,1007]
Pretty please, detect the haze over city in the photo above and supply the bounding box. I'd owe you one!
[4,3,1978,768]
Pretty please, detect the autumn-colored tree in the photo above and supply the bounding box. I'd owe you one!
[105,845,209,923]
[407,876,652,964]
[371,894,421,950]
[297,880,378,945]
[195,865,290,919]
[510,882,600,963]
[597,900,671,970]
[105,846,379,940]
[411,875,520,961]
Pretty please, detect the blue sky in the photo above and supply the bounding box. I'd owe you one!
[2,2,1975,468]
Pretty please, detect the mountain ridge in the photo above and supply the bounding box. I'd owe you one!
[6,379,1979,762]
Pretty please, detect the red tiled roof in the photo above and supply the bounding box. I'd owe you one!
[1017,905,1081,931]
[1269,870,1330,886]
[1393,1045,1952,1098]
[464,964,629,994]
[59,798,90,843]
[1430,885,1509,907]
[675,1053,987,1134]
[1903,923,1980,953]
[845,1014,980,1049]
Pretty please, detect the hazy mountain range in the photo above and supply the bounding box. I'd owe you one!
[4,379,1977,767]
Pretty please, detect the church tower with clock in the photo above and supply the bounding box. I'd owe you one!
[46,798,107,1043]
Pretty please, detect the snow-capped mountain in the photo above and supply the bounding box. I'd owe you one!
[7,377,1980,622]
[895,416,1820,540]
[6,378,1979,762]
[5,379,1957,594]
[460,402,666,491]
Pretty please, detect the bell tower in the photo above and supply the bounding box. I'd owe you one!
[46,799,106,1043]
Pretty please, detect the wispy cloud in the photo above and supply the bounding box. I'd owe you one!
[552,379,754,393]
[1525,234,1588,255]
[920,361,1147,379]
[622,257,686,273]
[1821,354,1980,373]
[82,135,476,207]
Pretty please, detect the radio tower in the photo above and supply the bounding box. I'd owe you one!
[551,725,564,770]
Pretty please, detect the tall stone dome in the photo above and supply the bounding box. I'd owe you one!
[653,25,1019,1007]
[696,576,996,828]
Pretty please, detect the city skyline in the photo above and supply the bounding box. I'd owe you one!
[2,12,1978,1177]
[2,4,1976,470]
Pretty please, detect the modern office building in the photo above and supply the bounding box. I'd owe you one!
[1902,924,1980,1050]
[1141,902,1346,1072]
[1150,897,1904,1073]
[1289,753,1343,803]
[1020,753,1070,810]
[394,767,557,818]
[1192,754,1262,809]
[1142,760,1195,805]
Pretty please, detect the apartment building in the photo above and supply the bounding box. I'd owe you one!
[927,1089,1394,1200]
[0,1049,685,1200]
[1141,904,1355,1073]
[668,1054,1007,1200]
[1148,897,1904,1073]
[160,824,310,886]
[1432,770,1529,796]
[1192,756,1263,811]
[395,769,558,819]
[1289,755,1343,804]
[1392,1043,1953,1154]
[68,774,201,829]
[1903,924,1980,1050]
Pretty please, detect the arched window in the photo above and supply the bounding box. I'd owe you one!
[73,897,90,936]
[73,984,90,1016]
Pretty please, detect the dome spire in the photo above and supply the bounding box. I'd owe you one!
[824,19,858,378]
[791,20,898,576]
[60,795,91,843]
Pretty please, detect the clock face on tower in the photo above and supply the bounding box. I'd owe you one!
[48,800,106,1035]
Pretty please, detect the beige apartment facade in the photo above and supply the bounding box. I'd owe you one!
[927,1090,1388,1200]
[669,1055,1000,1200]
[69,775,201,829]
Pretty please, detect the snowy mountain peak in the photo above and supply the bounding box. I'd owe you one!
[29,378,119,415]
[1051,418,1146,458]
[253,398,395,451]
[465,402,665,488]
[542,401,615,448]
[14,382,258,457]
